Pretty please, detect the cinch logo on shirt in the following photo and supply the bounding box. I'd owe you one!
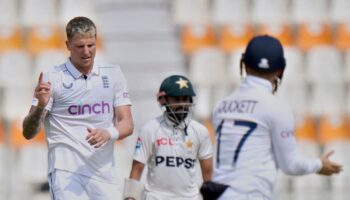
[68,101,111,115]
[155,156,196,169]
[280,130,294,138]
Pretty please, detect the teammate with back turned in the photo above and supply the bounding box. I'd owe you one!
[210,35,343,200]
[123,75,213,200]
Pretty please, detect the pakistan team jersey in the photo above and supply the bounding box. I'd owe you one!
[133,116,213,200]
[212,75,322,199]
[40,59,131,183]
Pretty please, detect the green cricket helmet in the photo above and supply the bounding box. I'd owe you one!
[158,75,196,126]
[159,75,196,97]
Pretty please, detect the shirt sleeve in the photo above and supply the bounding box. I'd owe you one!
[133,125,153,164]
[270,102,322,176]
[113,66,131,107]
[197,125,213,160]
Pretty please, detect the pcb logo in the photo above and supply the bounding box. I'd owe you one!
[135,137,142,149]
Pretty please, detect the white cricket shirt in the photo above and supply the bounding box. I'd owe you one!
[40,59,131,183]
[212,75,322,199]
[133,115,213,199]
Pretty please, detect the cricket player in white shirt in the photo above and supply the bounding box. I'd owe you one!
[22,16,134,200]
[123,75,213,200]
[211,35,343,200]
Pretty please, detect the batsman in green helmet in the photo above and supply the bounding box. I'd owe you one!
[124,75,214,200]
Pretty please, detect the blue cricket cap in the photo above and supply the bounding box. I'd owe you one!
[242,35,286,72]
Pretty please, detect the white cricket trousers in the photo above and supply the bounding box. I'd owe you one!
[218,187,270,200]
[48,169,122,200]
[142,191,201,200]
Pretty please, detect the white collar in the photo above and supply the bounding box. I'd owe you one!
[65,58,99,79]
[241,75,273,93]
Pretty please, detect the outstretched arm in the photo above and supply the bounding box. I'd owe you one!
[22,72,51,140]
[271,105,342,176]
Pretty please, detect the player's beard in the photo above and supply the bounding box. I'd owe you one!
[166,109,188,124]
[165,104,193,126]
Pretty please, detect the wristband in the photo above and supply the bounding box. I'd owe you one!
[32,98,39,106]
[107,126,119,140]
[32,98,46,109]
[123,178,142,200]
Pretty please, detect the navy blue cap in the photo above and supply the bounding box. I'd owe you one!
[242,35,286,72]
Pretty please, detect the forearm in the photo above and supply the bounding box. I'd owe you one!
[280,153,322,176]
[202,171,212,182]
[273,133,322,175]
[116,119,134,140]
[200,158,213,182]
[114,105,133,140]
[129,160,144,180]
[22,106,46,140]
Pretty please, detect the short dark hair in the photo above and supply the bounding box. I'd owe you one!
[66,16,97,41]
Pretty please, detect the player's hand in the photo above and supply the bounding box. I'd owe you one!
[35,72,51,109]
[86,127,111,148]
[317,150,343,176]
